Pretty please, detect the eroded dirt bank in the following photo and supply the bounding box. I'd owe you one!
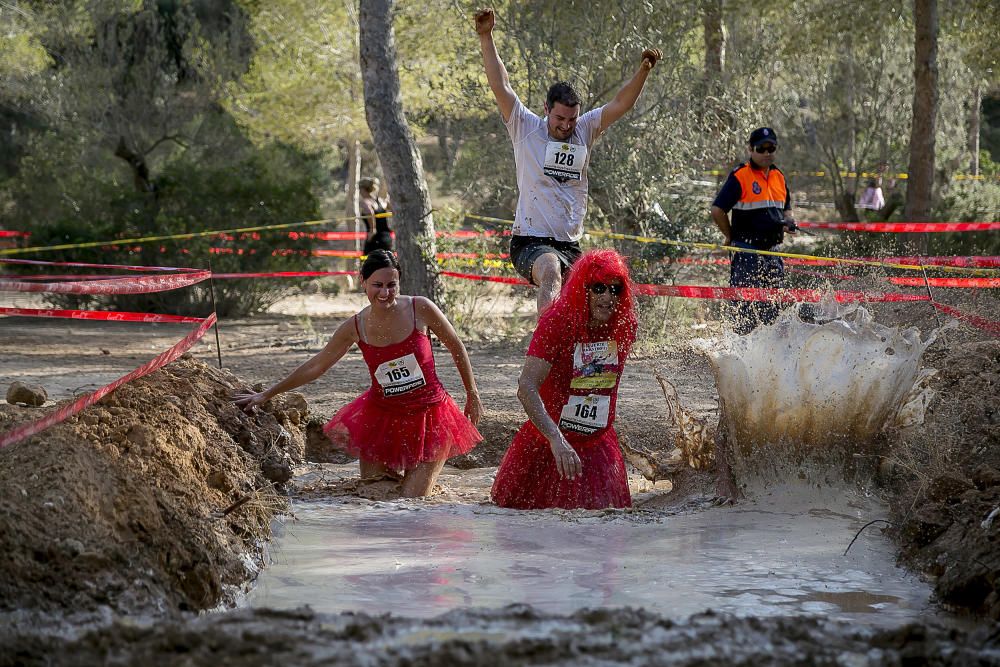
[0,356,306,621]
[890,340,1000,619]
[4,605,997,667]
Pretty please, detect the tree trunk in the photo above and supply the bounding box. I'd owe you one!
[436,116,460,186]
[113,136,160,266]
[904,0,938,254]
[837,191,860,223]
[702,0,724,79]
[114,136,154,194]
[344,137,361,252]
[968,83,981,176]
[845,41,856,173]
[359,0,441,302]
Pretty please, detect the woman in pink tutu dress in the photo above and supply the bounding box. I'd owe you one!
[491,249,638,510]
[235,250,482,497]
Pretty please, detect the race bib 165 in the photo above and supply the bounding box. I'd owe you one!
[375,353,426,396]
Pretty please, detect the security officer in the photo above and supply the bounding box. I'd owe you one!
[710,127,797,334]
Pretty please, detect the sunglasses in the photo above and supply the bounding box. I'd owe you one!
[754,144,777,154]
[589,283,623,296]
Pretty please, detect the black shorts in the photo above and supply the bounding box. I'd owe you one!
[509,235,582,284]
[363,231,393,255]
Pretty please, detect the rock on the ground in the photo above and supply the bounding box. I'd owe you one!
[6,381,47,407]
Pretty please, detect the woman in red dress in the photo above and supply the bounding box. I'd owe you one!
[234,250,482,497]
[491,249,638,510]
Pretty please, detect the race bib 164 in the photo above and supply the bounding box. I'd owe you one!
[558,394,611,435]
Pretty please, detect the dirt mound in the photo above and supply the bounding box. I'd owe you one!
[2,605,994,666]
[0,355,307,618]
[890,340,1000,618]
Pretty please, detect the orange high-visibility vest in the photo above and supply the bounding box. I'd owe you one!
[729,163,789,247]
[732,164,788,212]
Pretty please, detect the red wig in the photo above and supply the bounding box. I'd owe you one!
[539,249,638,357]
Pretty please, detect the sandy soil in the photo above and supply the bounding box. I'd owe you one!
[1,291,998,664]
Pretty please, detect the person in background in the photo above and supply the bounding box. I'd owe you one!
[234,250,482,497]
[857,179,885,211]
[491,249,638,510]
[710,127,797,334]
[360,177,393,254]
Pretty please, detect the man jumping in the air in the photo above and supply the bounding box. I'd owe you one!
[475,7,661,314]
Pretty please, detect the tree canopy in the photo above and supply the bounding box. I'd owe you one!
[1,0,998,311]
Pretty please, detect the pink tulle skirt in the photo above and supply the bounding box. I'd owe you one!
[491,424,632,510]
[323,390,481,471]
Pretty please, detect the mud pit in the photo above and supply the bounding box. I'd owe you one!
[253,472,937,626]
[1,292,999,664]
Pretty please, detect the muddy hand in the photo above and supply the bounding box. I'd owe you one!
[782,211,798,234]
[474,8,495,35]
[550,435,582,480]
[233,390,266,414]
[464,393,483,426]
[641,48,662,70]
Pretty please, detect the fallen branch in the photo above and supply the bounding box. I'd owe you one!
[844,519,894,556]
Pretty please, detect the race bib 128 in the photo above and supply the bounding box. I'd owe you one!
[543,141,587,181]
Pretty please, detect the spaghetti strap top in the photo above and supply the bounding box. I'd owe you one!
[355,299,446,407]
[354,299,419,345]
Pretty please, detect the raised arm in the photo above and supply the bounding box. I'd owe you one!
[233,317,358,412]
[359,198,376,234]
[475,8,516,123]
[517,356,582,480]
[599,48,662,134]
[417,297,483,425]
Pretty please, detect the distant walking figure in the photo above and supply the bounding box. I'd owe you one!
[360,177,393,255]
[857,179,885,211]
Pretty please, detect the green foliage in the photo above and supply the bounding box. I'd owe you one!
[3,0,1000,321]
[979,149,1000,177]
[6,138,322,316]
[0,1,323,317]
[931,180,1000,256]
[226,1,364,148]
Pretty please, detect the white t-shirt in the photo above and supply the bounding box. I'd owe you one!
[504,95,604,242]
[857,186,885,210]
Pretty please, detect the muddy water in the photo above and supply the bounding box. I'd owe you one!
[248,479,941,627]
[702,302,937,451]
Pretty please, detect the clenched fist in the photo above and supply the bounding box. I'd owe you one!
[641,48,662,70]
[474,8,495,35]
